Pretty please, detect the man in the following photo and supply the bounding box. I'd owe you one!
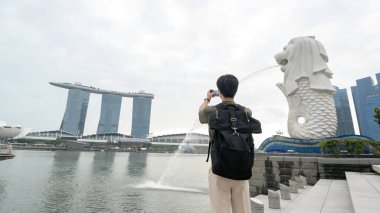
[199,74,253,213]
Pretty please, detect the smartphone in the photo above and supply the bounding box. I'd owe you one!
[211,90,219,97]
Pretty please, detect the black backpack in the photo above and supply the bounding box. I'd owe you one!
[206,103,262,180]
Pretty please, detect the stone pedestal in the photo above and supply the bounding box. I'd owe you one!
[268,190,281,209]
[300,175,307,186]
[279,183,291,200]
[251,197,264,213]
[295,176,304,189]
[289,180,298,193]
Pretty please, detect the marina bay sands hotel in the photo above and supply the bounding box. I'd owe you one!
[50,82,154,138]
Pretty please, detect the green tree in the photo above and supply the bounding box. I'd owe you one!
[375,107,380,127]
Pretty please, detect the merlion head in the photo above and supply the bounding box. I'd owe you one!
[274,36,334,96]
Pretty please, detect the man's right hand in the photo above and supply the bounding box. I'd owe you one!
[207,89,213,100]
[200,89,213,111]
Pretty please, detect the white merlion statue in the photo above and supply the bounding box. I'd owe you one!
[275,36,337,139]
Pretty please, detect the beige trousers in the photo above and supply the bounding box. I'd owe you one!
[208,169,251,213]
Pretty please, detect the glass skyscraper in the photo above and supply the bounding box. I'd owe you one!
[351,73,380,140]
[60,89,90,135]
[131,97,152,139]
[97,94,122,134]
[333,86,355,136]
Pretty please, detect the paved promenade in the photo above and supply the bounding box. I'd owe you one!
[251,165,380,213]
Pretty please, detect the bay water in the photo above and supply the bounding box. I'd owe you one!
[0,150,210,213]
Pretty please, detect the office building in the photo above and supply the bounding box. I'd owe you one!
[60,88,90,135]
[333,86,355,136]
[97,94,122,134]
[131,97,152,139]
[351,73,380,140]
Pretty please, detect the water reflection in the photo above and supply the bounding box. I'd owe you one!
[128,152,148,177]
[0,179,6,203]
[42,151,81,212]
[118,152,149,212]
[92,151,115,176]
[82,151,116,212]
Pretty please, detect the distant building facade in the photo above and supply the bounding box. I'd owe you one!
[258,135,372,153]
[60,89,90,136]
[149,133,209,153]
[351,73,380,140]
[97,94,122,134]
[51,82,154,138]
[333,86,355,136]
[131,97,152,139]
[79,133,148,143]
[149,133,209,144]
[26,130,76,139]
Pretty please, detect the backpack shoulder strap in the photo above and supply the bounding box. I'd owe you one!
[211,103,224,122]
[235,104,246,112]
[214,103,225,110]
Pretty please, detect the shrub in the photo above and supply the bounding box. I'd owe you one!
[319,139,380,157]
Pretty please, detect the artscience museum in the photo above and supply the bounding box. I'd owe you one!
[0,121,31,140]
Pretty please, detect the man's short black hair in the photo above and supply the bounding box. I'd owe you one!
[216,74,239,98]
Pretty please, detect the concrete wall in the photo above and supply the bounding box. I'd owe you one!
[250,153,380,196]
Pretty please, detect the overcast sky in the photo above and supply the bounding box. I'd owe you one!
[1,0,379,145]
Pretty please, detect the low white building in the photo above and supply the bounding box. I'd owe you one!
[78,133,148,143]
[149,133,209,145]
[25,130,77,140]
